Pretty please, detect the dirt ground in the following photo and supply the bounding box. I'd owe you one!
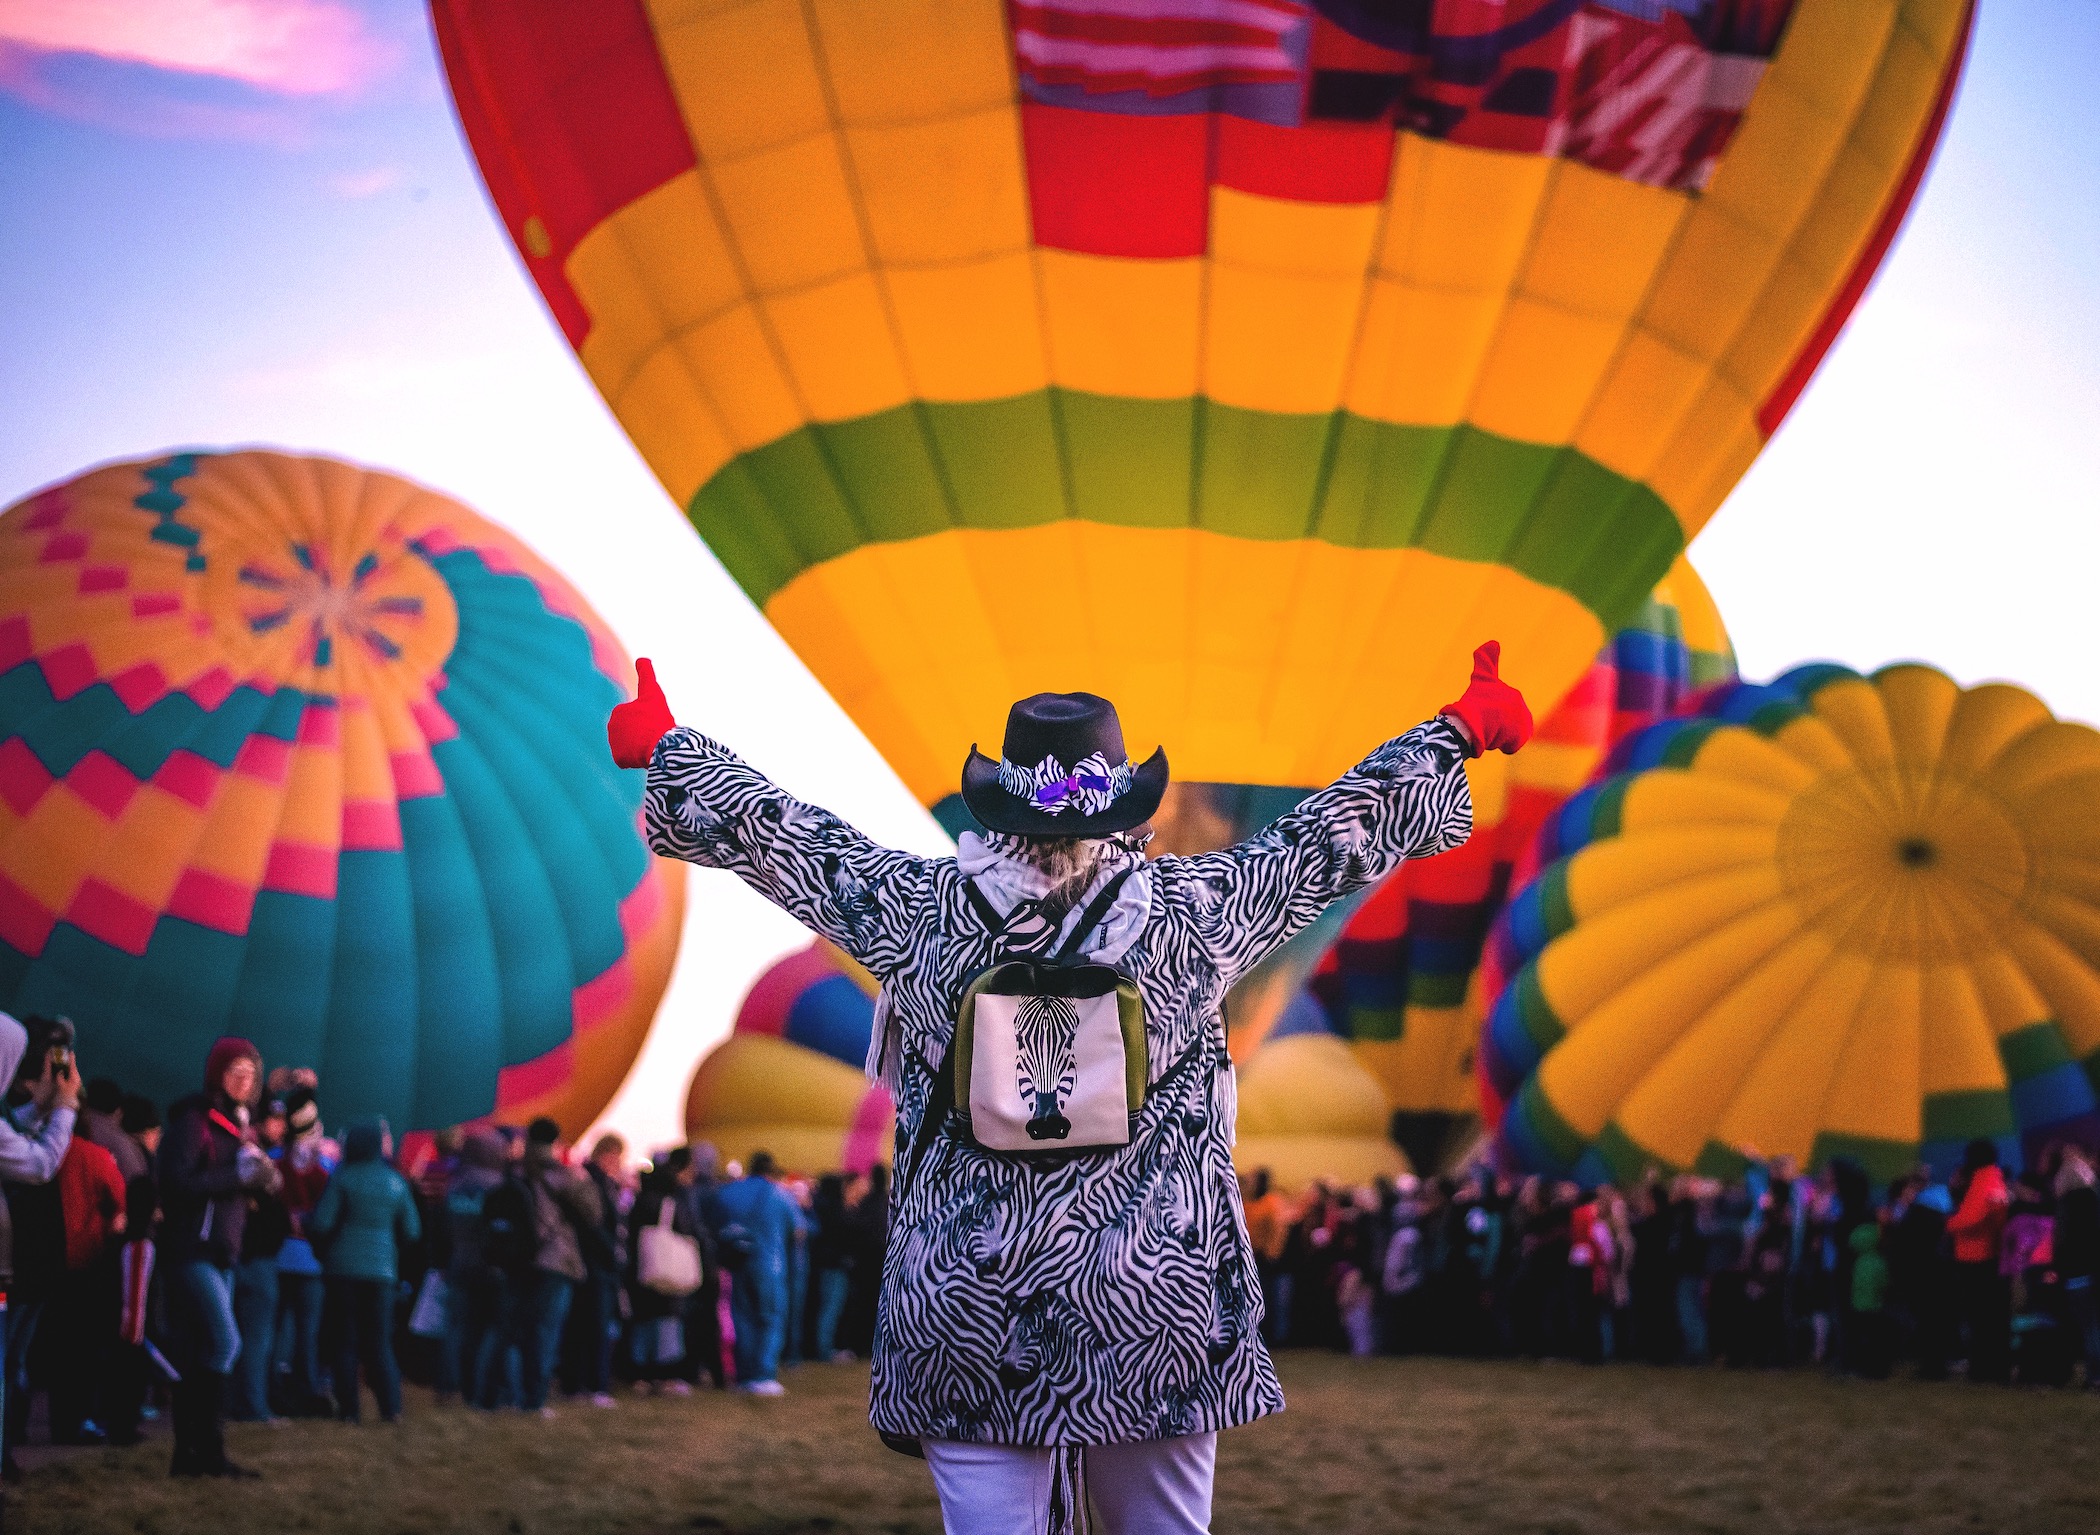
[13,1353,2099,1535]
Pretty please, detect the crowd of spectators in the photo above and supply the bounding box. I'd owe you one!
[1239,1139,2100,1386]
[0,1019,890,1486]
[4,1011,2095,1499]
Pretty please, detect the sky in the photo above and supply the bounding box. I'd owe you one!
[2,0,2097,1151]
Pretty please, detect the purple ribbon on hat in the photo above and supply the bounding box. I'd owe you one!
[1035,772,1113,807]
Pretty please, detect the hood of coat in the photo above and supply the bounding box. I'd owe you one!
[204,1036,264,1105]
[954,830,1153,964]
[341,1117,389,1164]
[0,1013,24,1094]
[460,1128,508,1172]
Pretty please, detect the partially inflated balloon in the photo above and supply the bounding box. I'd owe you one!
[730,938,877,1069]
[434,0,1970,819]
[685,1032,894,1175]
[1309,554,1733,1151]
[1481,665,2100,1184]
[1233,1032,1407,1191]
[684,942,892,1171]
[0,452,683,1136]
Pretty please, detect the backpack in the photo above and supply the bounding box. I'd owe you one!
[935,868,1150,1163]
[477,1175,537,1275]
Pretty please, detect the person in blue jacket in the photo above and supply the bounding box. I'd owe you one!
[309,1118,420,1423]
[708,1151,800,1396]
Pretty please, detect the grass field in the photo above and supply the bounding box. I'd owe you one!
[15,1354,2100,1535]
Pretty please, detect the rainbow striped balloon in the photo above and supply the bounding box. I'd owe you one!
[1481,665,2100,1184]
[1303,554,1734,1141]
[433,0,1971,831]
[0,452,683,1135]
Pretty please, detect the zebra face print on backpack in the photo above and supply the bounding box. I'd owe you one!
[1013,995,1079,1140]
[944,866,1149,1158]
[641,715,1474,1449]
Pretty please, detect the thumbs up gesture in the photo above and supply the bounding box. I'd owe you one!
[608,658,677,769]
[1439,641,1533,758]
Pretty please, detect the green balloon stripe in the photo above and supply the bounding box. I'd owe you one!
[1998,1019,2077,1084]
[688,392,1685,632]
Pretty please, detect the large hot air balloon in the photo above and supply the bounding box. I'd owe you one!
[432,1,1971,836]
[0,452,684,1137]
[684,941,892,1172]
[1308,553,1733,1165]
[1480,665,2100,1185]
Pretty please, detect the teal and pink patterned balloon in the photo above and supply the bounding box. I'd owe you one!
[0,451,683,1135]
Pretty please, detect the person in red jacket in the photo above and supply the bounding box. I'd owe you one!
[47,1134,126,1443]
[59,1137,125,1273]
[1946,1138,2012,1383]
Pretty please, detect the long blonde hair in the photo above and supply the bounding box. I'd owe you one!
[1000,824,1153,892]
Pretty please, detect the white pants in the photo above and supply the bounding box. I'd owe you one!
[923,1433,1216,1535]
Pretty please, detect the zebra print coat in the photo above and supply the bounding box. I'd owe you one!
[642,717,1474,1447]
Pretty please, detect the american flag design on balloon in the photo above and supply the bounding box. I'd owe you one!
[1011,0,1797,245]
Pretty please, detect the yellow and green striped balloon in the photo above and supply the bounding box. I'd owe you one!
[434,0,1972,826]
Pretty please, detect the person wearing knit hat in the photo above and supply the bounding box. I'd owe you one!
[271,1076,337,1421]
[157,1036,278,1478]
[280,1085,321,1142]
[608,644,1529,1533]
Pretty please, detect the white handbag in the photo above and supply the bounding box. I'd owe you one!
[637,1196,703,1297]
[407,1269,450,1338]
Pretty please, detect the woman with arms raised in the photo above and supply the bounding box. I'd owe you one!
[608,646,1530,1535]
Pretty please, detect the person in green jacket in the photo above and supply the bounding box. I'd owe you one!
[1847,1220,1892,1380]
[309,1118,420,1423]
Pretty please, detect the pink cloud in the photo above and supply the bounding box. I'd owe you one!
[330,163,404,198]
[0,39,316,145]
[0,0,395,97]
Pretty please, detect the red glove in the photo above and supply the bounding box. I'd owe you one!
[608,658,676,769]
[1439,641,1533,758]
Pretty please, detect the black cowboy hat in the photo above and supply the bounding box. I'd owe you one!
[959,692,1167,837]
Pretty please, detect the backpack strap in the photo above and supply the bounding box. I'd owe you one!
[960,875,1005,934]
[1051,866,1138,965]
[961,864,1138,962]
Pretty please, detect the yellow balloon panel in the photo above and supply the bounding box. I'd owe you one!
[1233,1034,1408,1191]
